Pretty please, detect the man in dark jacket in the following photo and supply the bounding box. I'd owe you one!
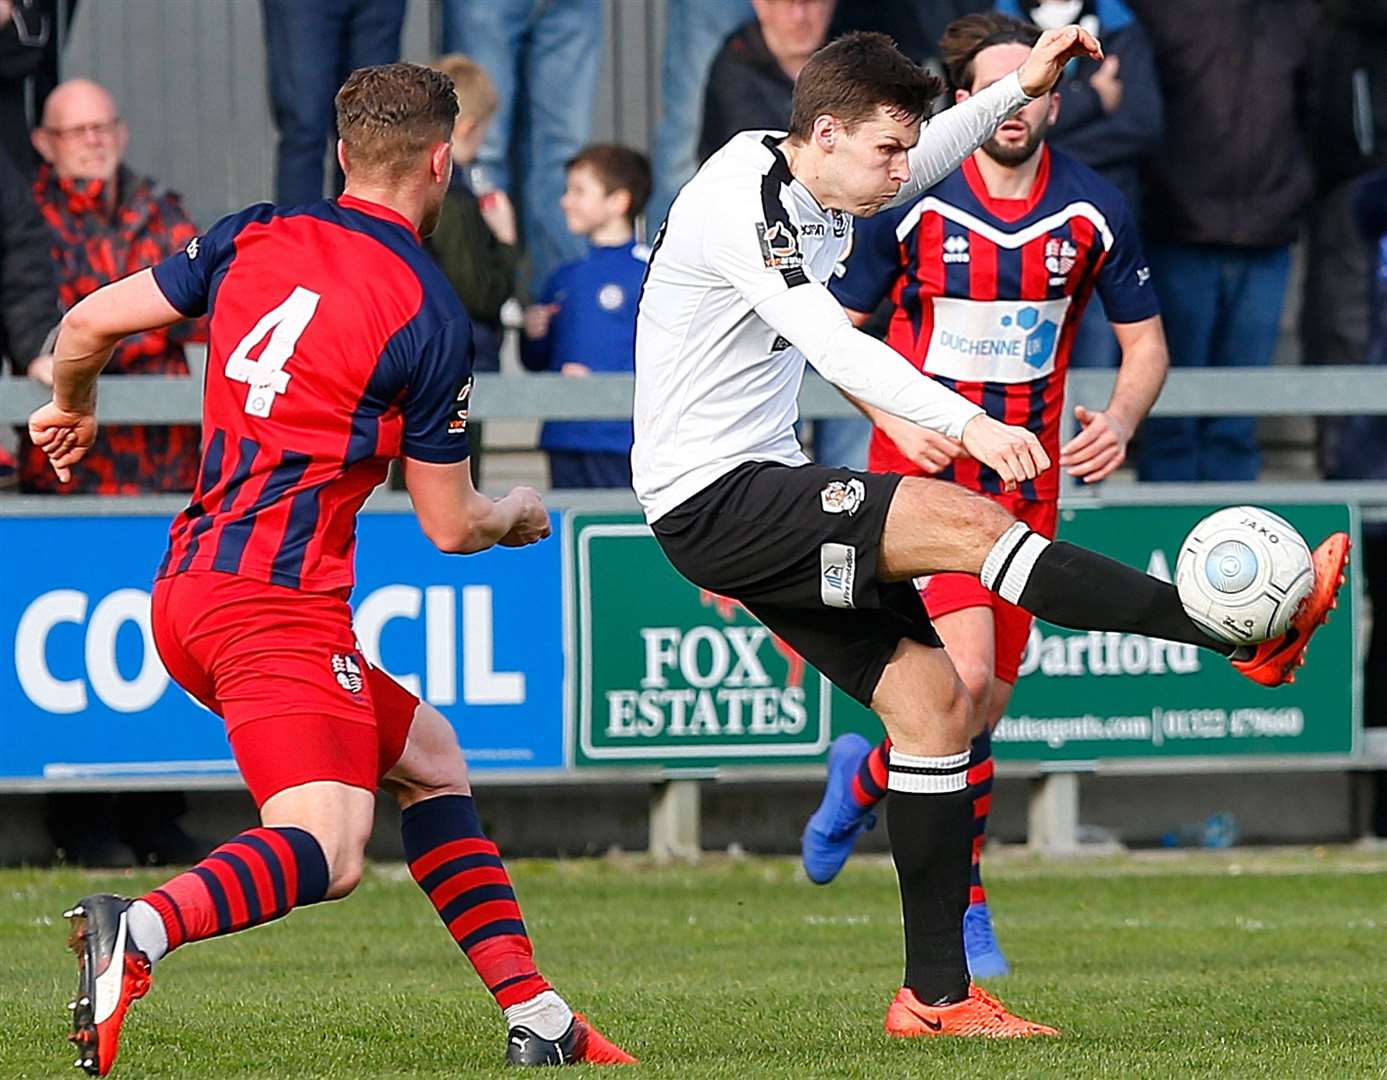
[22,78,204,494]
[0,0,77,176]
[697,0,836,163]
[0,137,60,485]
[1129,0,1318,482]
[997,0,1162,369]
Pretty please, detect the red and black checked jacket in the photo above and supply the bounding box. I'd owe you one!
[20,163,206,494]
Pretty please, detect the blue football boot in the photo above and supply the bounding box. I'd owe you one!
[801,733,878,884]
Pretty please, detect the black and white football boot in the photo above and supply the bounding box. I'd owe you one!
[64,894,152,1076]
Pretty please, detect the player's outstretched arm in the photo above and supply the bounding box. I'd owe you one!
[890,26,1103,207]
[27,268,184,482]
[755,282,1047,487]
[403,456,552,554]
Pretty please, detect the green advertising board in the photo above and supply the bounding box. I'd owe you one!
[567,504,1358,770]
[568,516,833,767]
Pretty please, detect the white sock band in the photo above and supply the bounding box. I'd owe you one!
[126,899,168,966]
[887,749,970,794]
[504,989,574,1041]
[980,523,1051,605]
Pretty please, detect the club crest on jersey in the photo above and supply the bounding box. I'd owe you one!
[831,210,848,238]
[756,220,803,270]
[1044,238,1077,285]
[820,478,866,516]
[331,653,364,694]
[598,283,625,311]
[943,234,970,264]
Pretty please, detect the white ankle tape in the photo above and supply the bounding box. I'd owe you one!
[887,749,970,794]
[980,523,1051,605]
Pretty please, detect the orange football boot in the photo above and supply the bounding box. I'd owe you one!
[1232,532,1350,687]
[885,984,1059,1038]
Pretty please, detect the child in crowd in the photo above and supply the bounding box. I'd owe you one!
[427,54,522,375]
[522,144,651,489]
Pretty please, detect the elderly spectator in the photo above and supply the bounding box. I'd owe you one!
[1129,0,1318,482]
[647,0,752,231]
[997,0,1163,368]
[0,0,77,177]
[698,0,837,164]
[440,0,603,286]
[262,0,405,205]
[0,138,60,486]
[20,78,204,494]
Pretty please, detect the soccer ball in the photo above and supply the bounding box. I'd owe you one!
[1175,506,1314,645]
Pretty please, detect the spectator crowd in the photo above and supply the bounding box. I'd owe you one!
[2,0,1387,847]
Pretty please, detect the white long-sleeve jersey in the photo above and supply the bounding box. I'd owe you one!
[632,73,1031,523]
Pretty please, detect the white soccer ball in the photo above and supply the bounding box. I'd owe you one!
[1174,506,1314,645]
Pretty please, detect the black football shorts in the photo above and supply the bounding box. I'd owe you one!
[651,460,942,707]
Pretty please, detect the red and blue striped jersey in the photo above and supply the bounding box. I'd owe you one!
[831,146,1158,500]
[150,195,474,594]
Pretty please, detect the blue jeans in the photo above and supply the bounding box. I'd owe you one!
[812,417,872,470]
[548,450,632,489]
[1069,291,1121,369]
[441,0,602,285]
[263,0,405,206]
[1136,243,1291,483]
[646,0,753,231]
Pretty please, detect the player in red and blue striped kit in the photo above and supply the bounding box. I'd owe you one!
[27,63,633,1075]
[802,13,1169,977]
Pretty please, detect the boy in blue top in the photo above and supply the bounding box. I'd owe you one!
[522,144,651,488]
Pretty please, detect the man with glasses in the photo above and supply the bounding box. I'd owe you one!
[21,77,205,496]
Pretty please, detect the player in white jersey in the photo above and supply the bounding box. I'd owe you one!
[634,29,1350,1040]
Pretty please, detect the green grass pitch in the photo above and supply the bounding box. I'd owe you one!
[3,848,1386,1078]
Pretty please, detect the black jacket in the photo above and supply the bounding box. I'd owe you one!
[1129,0,1318,247]
[698,21,795,164]
[0,146,59,371]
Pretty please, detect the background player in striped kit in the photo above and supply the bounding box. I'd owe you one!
[802,12,1169,977]
[27,63,632,1075]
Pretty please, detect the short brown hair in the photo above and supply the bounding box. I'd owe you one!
[431,54,498,125]
[788,31,943,141]
[335,62,458,181]
[938,13,1040,93]
[566,144,653,225]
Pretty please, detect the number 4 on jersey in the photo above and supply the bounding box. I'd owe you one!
[224,286,321,417]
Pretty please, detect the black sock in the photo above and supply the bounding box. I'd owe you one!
[885,748,972,1005]
[980,525,1235,656]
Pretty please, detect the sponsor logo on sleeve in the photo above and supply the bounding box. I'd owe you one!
[756,220,803,270]
[1136,266,1151,286]
[819,478,866,516]
[820,543,857,609]
[186,236,200,260]
[448,377,473,436]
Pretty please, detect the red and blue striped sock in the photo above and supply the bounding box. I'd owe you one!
[850,737,892,809]
[141,826,329,951]
[402,794,552,1009]
[968,729,994,906]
